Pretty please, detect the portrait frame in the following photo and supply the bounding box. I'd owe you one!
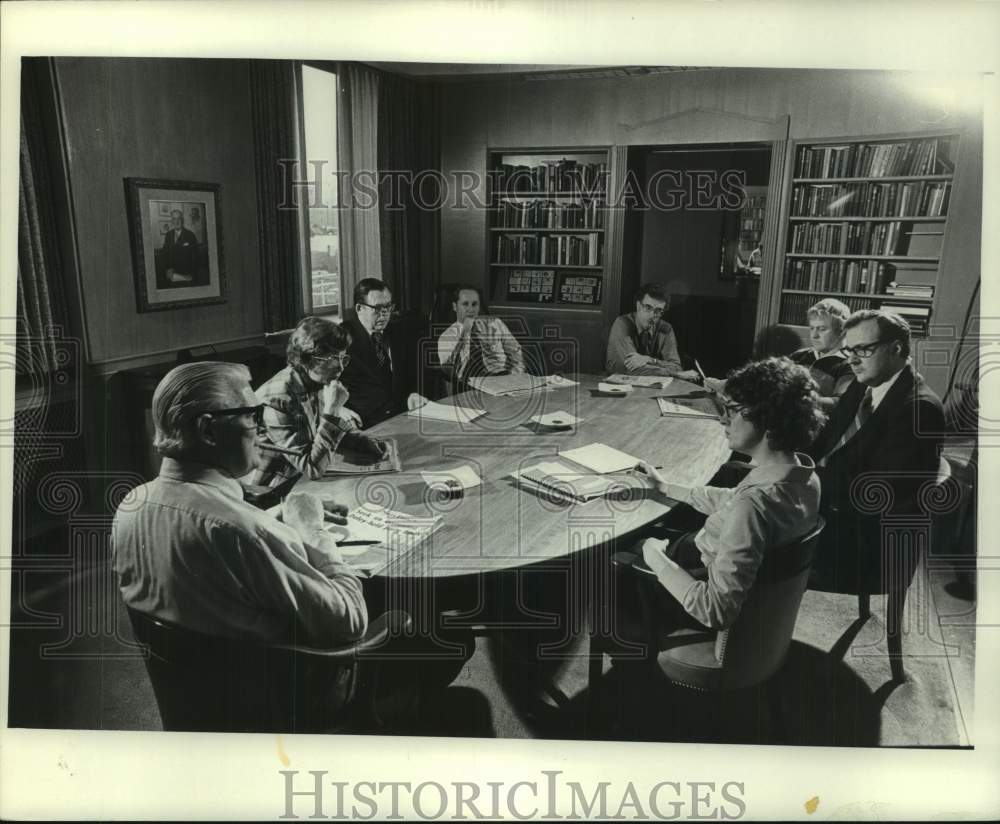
[124,177,226,312]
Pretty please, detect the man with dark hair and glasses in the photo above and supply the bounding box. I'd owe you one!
[808,309,944,591]
[339,277,426,428]
[112,361,367,646]
[605,282,701,382]
[251,316,390,491]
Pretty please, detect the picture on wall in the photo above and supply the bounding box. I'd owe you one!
[124,177,226,312]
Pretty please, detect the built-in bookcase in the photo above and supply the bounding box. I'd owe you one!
[487,149,609,308]
[776,133,959,336]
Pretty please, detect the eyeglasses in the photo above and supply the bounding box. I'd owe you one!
[206,404,266,430]
[638,302,665,317]
[311,352,351,366]
[722,401,748,422]
[840,340,889,359]
[359,302,395,316]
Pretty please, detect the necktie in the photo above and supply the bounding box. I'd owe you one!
[464,328,486,381]
[372,332,389,370]
[819,388,873,466]
[639,330,654,357]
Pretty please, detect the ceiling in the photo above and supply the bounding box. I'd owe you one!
[363,63,708,83]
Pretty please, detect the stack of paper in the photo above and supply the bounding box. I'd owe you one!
[606,374,674,389]
[326,503,442,576]
[656,396,720,420]
[512,460,630,505]
[468,373,548,396]
[408,400,487,423]
[558,442,640,473]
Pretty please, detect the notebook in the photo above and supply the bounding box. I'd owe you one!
[326,503,442,576]
[408,400,487,423]
[513,460,629,504]
[557,442,640,474]
[468,373,547,396]
[606,374,674,389]
[655,396,721,420]
[323,438,402,476]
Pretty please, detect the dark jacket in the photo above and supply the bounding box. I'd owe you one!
[339,315,406,429]
[162,227,200,276]
[808,365,944,591]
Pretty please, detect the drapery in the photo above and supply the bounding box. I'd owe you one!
[377,72,441,315]
[17,62,71,375]
[250,60,302,331]
[336,62,382,309]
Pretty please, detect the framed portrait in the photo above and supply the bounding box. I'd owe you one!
[124,178,226,312]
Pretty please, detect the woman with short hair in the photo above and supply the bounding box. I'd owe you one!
[789,298,854,409]
[633,357,825,631]
[251,317,388,489]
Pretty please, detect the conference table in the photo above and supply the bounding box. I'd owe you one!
[295,374,732,581]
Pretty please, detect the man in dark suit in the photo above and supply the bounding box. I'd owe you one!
[809,309,944,592]
[339,277,423,429]
[162,209,201,285]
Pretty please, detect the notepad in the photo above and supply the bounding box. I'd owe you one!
[408,400,487,423]
[326,503,443,576]
[323,437,402,476]
[513,460,628,504]
[558,442,640,474]
[655,396,721,420]
[467,373,547,396]
[606,374,674,389]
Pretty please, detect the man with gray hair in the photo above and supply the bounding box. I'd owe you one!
[112,361,367,646]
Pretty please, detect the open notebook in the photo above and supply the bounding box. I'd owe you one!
[512,442,640,504]
[326,503,442,576]
[323,437,401,476]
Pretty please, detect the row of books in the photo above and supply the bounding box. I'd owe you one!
[791,180,951,217]
[780,292,931,336]
[493,199,604,229]
[885,282,934,299]
[790,221,906,256]
[783,259,894,294]
[492,160,609,194]
[794,138,953,179]
[494,233,603,267]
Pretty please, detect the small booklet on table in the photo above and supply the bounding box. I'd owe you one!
[655,396,721,420]
[511,442,641,505]
[468,373,548,397]
[606,374,674,389]
[408,400,487,423]
[323,437,402,476]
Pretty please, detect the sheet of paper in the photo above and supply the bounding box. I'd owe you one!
[408,400,487,423]
[656,397,720,420]
[421,464,482,491]
[558,442,640,474]
[545,374,579,388]
[597,382,632,394]
[529,411,581,427]
[606,373,674,388]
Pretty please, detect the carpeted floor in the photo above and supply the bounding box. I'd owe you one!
[6,559,975,747]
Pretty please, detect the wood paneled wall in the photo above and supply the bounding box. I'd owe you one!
[54,58,265,366]
[439,68,983,396]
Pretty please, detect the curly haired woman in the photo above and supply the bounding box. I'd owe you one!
[633,357,826,630]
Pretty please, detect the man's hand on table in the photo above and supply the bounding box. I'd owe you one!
[624,352,653,370]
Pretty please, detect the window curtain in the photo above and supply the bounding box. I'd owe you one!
[18,61,70,375]
[336,62,382,310]
[377,73,441,315]
[249,60,302,331]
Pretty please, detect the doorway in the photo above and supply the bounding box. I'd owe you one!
[620,143,774,378]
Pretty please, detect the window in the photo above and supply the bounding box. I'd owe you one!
[299,64,341,314]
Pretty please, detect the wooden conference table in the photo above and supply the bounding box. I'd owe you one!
[296,374,731,581]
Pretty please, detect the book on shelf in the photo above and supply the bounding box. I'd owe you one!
[792,179,950,218]
[494,232,603,266]
[323,437,402,476]
[795,137,952,179]
[493,159,608,195]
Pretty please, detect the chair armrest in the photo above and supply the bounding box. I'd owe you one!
[271,611,412,660]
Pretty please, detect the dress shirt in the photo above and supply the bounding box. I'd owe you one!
[438,316,525,377]
[112,457,367,646]
[605,313,683,376]
[250,365,353,488]
[656,454,820,629]
[869,366,906,412]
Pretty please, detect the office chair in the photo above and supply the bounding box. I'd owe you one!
[591,518,823,741]
[127,607,414,733]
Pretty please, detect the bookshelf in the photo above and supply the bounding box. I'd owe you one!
[487,150,609,308]
[776,134,958,337]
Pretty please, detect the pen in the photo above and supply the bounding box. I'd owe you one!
[694,359,707,383]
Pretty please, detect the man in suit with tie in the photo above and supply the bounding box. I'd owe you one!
[339,277,424,429]
[809,309,944,592]
[161,209,202,285]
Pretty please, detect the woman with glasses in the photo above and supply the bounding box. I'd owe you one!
[629,357,825,632]
[251,316,389,490]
